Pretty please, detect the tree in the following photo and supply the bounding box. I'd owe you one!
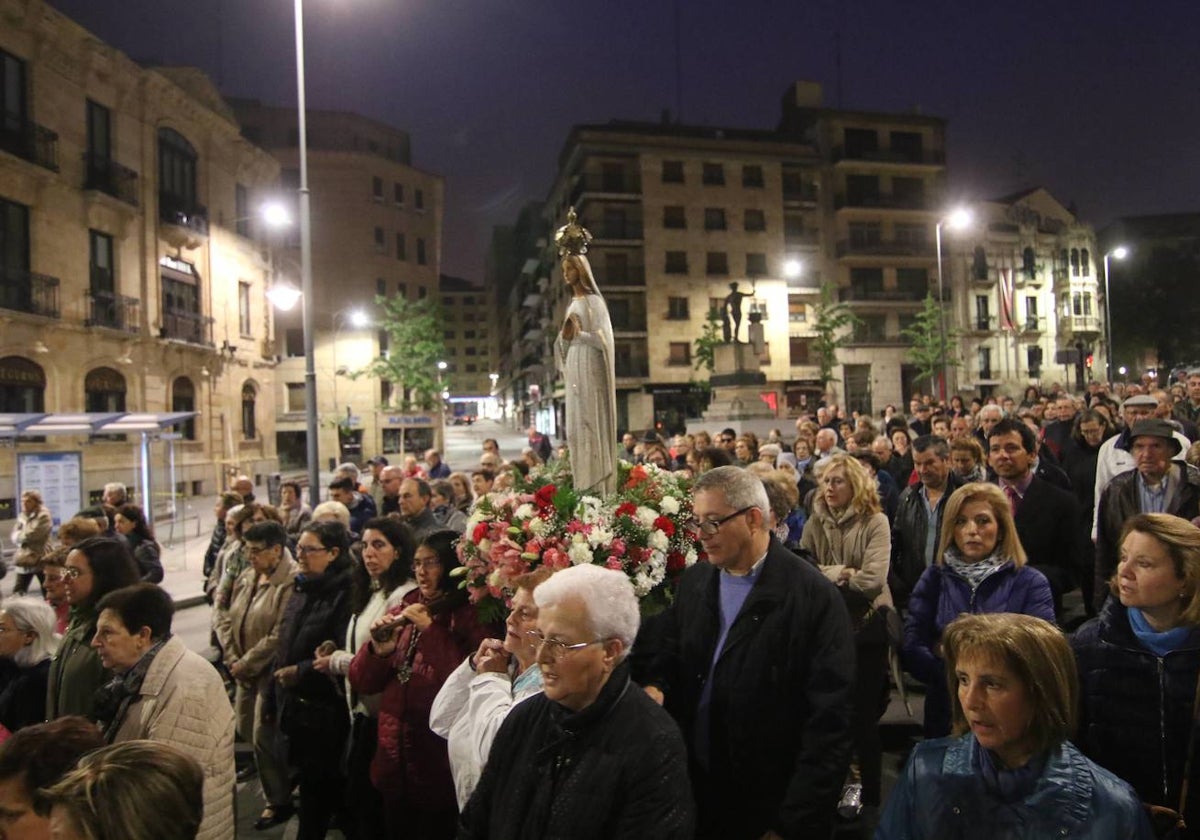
[900,292,961,387]
[809,282,860,388]
[692,307,723,375]
[350,295,447,411]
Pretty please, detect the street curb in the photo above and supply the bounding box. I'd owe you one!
[174,594,208,610]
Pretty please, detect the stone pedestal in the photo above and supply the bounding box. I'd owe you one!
[694,342,778,437]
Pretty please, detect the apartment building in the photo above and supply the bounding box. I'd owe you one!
[0,0,281,506]
[439,273,498,403]
[231,100,445,467]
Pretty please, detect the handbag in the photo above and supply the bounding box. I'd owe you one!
[1144,665,1200,839]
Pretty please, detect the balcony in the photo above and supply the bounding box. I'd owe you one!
[1019,316,1046,334]
[835,238,935,258]
[785,230,820,249]
[590,220,643,240]
[569,172,641,206]
[831,146,945,165]
[838,285,946,304]
[86,289,141,333]
[846,327,908,346]
[1059,314,1103,336]
[615,359,650,378]
[83,154,139,206]
[609,314,648,333]
[782,182,818,204]
[834,193,930,211]
[160,308,214,346]
[0,269,60,318]
[158,195,209,237]
[971,315,997,333]
[602,264,645,286]
[0,118,59,172]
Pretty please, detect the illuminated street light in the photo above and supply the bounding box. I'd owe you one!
[935,207,973,399]
[1103,246,1129,384]
[261,201,291,229]
[437,360,448,371]
[267,283,301,312]
[783,259,802,280]
[348,309,369,328]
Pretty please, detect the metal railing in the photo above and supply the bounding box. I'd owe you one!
[158,195,209,236]
[835,238,935,258]
[83,153,139,206]
[87,289,141,333]
[0,119,59,171]
[161,308,214,345]
[834,192,931,211]
[0,268,60,317]
[831,146,945,165]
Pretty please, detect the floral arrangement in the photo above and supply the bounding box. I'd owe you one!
[454,458,700,622]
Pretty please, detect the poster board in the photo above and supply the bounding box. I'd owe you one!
[17,452,84,527]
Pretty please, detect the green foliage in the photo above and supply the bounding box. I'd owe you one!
[693,307,723,374]
[350,295,447,411]
[810,283,861,387]
[900,293,961,385]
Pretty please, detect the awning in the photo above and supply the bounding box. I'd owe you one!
[0,412,198,439]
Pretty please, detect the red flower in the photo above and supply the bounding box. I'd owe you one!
[653,516,675,537]
[616,502,638,518]
[472,522,489,543]
[623,465,648,489]
[534,484,557,509]
[667,551,686,572]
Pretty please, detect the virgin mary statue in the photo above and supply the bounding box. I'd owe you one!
[554,208,618,497]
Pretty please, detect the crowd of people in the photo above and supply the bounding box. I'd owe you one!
[3,373,1200,837]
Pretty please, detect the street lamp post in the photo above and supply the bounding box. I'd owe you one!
[1102,246,1128,386]
[935,208,972,401]
[291,0,319,508]
[332,308,369,440]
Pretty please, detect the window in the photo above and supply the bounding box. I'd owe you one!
[465,363,477,373]
[394,183,404,205]
[418,286,427,299]
[158,128,198,219]
[89,230,114,292]
[241,382,257,440]
[742,165,764,188]
[465,347,477,356]
[238,282,252,336]
[444,330,456,340]
[85,99,111,185]
[1070,248,1080,276]
[706,252,728,275]
[746,253,768,276]
[1022,246,1037,278]
[1080,249,1090,277]
[788,295,807,323]
[895,223,926,247]
[896,267,928,297]
[890,131,923,161]
[667,297,689,320]
[286,383,306,413]
[464,330,476,339]
[0,356,44,412]
[171,376,195,440]
[661,160,684,183]
[702,163,725,186]
[397,282,407,298]
[704,208,726,231]
[668,342,691,366]
[744,209,766,232]
[415,189,424,210]
[665,251,688,274]
[1025,296,1039,330]
[845,174,880,206]
[789,336,812,366]
[973,246,989,280]
[975,295,991,330]
[1027,346,1043,378]
[285,328,303,357]
[84,367,126,413]
[850,267,885,295]
[377,329,389,358]
[372,176,383,201]
[663,206,686,229]
[417,238,427,265]
[374,227,385,252]
[978,347,993,378]
[376,277,386,296]
[892,177,925,208]
[235,184,250,237]
[849,221,882,248]
[1073,292,1083,316]
[395,232,406,260]
[843,128,879,158]
[1083,292,1093,316]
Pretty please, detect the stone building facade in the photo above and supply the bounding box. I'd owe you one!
[0,0,281,511]
[439,274,497,407]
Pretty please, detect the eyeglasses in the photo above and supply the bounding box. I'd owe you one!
[63,567,86,580]
[525,629,602,661]
[295,545,329,558]
[684,506,753,537]
[245,544,275,556]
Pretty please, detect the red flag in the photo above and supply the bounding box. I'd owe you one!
[998,268,1015,331]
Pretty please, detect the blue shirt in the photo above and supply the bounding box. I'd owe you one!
[1136,470,1170,514]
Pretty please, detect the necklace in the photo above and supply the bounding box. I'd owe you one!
[396,626,422,683]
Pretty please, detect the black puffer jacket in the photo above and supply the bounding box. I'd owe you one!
[1071,599,1200,830]
[889,471,964,611]
[267,558,354,767]
[644,540,855,840]
[459,661,694,840]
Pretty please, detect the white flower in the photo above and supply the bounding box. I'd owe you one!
[577,496,604,525]
[588,527,614,549]
[685,548,699,567]
[477,539,492,555]
[659,496,680,515]
[568,536,594,565]
[636,506,658,528]
[527,517,549,537]
[649,529,670,551]
[514,503,536,521]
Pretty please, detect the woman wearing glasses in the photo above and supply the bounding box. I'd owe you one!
[265,520,355,840]
[430,567,552,808]
[799,452,893,828]
[460,564,693,839]
[351,529,491,839]
[48,537,140,720]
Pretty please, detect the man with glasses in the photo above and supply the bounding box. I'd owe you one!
[642,466,855,839]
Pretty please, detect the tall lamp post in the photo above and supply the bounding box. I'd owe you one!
[1102,246,1128,386]
[935,208,972,401]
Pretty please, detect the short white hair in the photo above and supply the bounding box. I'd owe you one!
[311,500,351,527]
[1,597,59,667]
[979,405,1005,420]
[334,463,360,483]
[872,435,892,450]
[693,465,771,515]
[534,564,640,655]
[103,482,126,497]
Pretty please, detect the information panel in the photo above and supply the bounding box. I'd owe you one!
[17,452,84,527]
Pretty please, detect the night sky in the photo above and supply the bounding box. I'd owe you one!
[48,0,1200,280]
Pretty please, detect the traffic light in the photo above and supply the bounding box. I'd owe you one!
[1086,354,1094,369]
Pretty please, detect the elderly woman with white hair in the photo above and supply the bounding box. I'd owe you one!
[459,564,694,839]
[0,596,59,733]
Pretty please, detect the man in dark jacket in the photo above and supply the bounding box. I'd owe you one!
[328,477,376,537]
[460,564,694,839]
[988,419,1082,615]
[891,435,963,611]
[398,478,441,542]
[1094,418,1200,611]
[642,466,855,840]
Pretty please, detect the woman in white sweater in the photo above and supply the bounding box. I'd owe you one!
[313,516,416,839]
[429,567,551,808]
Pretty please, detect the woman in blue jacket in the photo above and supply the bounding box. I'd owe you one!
[902,482,1055,737]
[878,612,1152,839]
[1072,513,1200,836]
